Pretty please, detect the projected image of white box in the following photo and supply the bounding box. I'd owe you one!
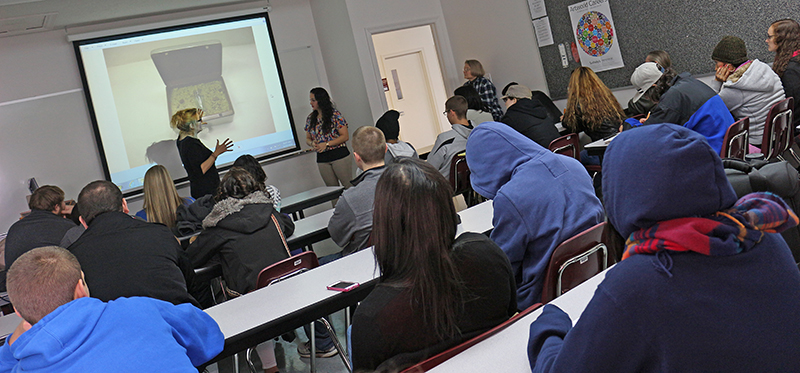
[151,41,235,124]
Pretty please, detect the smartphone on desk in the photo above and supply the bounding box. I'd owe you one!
[327,281,359,292]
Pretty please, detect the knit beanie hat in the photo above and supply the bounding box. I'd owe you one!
[375,110,401,140]
[712,36,748,65]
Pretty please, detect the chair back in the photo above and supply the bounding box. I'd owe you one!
[720,117,749,160]
[255,251,319,290]
[448,152,471,196]
[549,133,580,160]
[399,303,544,372]
[540,222,609,304]
[762,97,794,160]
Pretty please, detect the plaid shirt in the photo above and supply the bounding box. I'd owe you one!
[466,76,504,121]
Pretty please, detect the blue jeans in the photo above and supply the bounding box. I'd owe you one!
[303,319,335,350]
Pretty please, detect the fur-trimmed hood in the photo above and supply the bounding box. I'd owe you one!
[202,191,274,232]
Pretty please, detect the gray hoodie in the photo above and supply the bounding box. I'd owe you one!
[714,59,786,145]
[427,122,473,179]
[384,141,418,164]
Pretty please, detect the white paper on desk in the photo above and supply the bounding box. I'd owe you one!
[532,17,554,47]
[527,0,547,19]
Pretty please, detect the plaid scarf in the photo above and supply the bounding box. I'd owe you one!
[622,192,799,260]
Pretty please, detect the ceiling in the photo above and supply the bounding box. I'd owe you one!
[0,0,265,33]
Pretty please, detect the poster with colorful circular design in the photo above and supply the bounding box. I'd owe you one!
[576,11,614,57]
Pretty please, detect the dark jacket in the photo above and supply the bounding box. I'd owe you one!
[528,124,800,372]
[500,98,560,148]
[67,211,197,307]
[5,210,75,270]
[328,166,385,255]
[351,233,516,371]
[643,72,733,154]
[175,195,216,236]
[187,191,294,294]
[569,117,620,142]
[781,59,800,128]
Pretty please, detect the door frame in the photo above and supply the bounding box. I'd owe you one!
[378,48,444,137]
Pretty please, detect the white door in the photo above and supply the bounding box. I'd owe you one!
[381,50,440,151]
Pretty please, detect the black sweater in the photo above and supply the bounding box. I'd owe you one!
[177,136,219,199]
[500,98,560,148]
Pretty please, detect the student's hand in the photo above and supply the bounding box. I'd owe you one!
[213,138,234,157]
[715,65,732,82]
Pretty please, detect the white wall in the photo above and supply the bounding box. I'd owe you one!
[343,0,460,124]
[0,0,333,232]
[440,0,549,95]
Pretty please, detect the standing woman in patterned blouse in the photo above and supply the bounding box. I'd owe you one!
[305,87,354,188]
[463,60,504,121]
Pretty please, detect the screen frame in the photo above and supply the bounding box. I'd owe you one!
[72,12,300,197]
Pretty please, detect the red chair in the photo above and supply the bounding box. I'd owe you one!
[549,133,601,178]
[719,117,749,160]
[761,97,794,161]
[549,133,580,160]
[540,222,611,304]
[399,303,544,373]
[245,251,352,372]
[449,152,482,206]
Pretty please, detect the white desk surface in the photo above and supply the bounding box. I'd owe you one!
[285,209,334,243]
[584,133,618,149]
[456,200,494,235]
[205,247,379,342]
[429,266,613,373]
[281,186,343,212]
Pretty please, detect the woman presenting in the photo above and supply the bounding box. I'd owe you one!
[305,87,353,188]
[171,108,233,199]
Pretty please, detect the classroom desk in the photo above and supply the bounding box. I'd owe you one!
[0,313,22,346]
[281,186,344,220]
[286,209,334,251]
[204,247,379,363]
[456,200,494,235]
[584,134,618,156]
[429,266,613,373]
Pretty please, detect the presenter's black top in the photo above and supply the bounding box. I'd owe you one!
[177,136,219,199]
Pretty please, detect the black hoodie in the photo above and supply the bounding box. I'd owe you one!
[499,98,560,148]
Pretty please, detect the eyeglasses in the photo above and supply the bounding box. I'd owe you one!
[502,97,514,102]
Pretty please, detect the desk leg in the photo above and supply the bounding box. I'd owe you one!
[299,210,306,219]
[310,322,316,373]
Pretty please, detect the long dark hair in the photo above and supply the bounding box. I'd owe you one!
[771,19,800,76]
[641,68,678,104]
[215,167,260,202]
[373,158,463,340]
[310,87,335,133]
[232,154,267,191]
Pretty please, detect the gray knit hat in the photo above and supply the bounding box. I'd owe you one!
[712,36,748,65]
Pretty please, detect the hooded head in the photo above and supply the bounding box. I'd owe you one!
[603,124,737,238]
[467,122,562,199]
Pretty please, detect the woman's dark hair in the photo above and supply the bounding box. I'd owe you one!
[373,158,463,340]
[453,85,487,111]
[771,19,800,76]
[310,87,335,133]
[232,154,267,190]
[530,90,563,122]
[645,50,672,70]
[641,68,678,104]
[215,167,260,202]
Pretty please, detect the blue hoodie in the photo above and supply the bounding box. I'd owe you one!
[466,122,604,310]
[528,124,800,372]
[0,297,223,372]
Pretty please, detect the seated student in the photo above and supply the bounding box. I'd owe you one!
[375,110,418,164]
[563,67,624,142]
[0,246,223,372]
[466,122,604,311]
[68,180,197,307]
[499,84,561,148]
[463,59,504,121]
[351,158,516,371]
[626,50,672,116]
[454,85,494,125]
[711,35,785,149]
[767,19,800,129]
[232,154,282,210]
[328,126,386,256]
[136,165,195,229]
[5,186,76,291]
[629,62,733,154]
[187,168,293,372]
[527,124,800,372]
[427,96,473,180]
